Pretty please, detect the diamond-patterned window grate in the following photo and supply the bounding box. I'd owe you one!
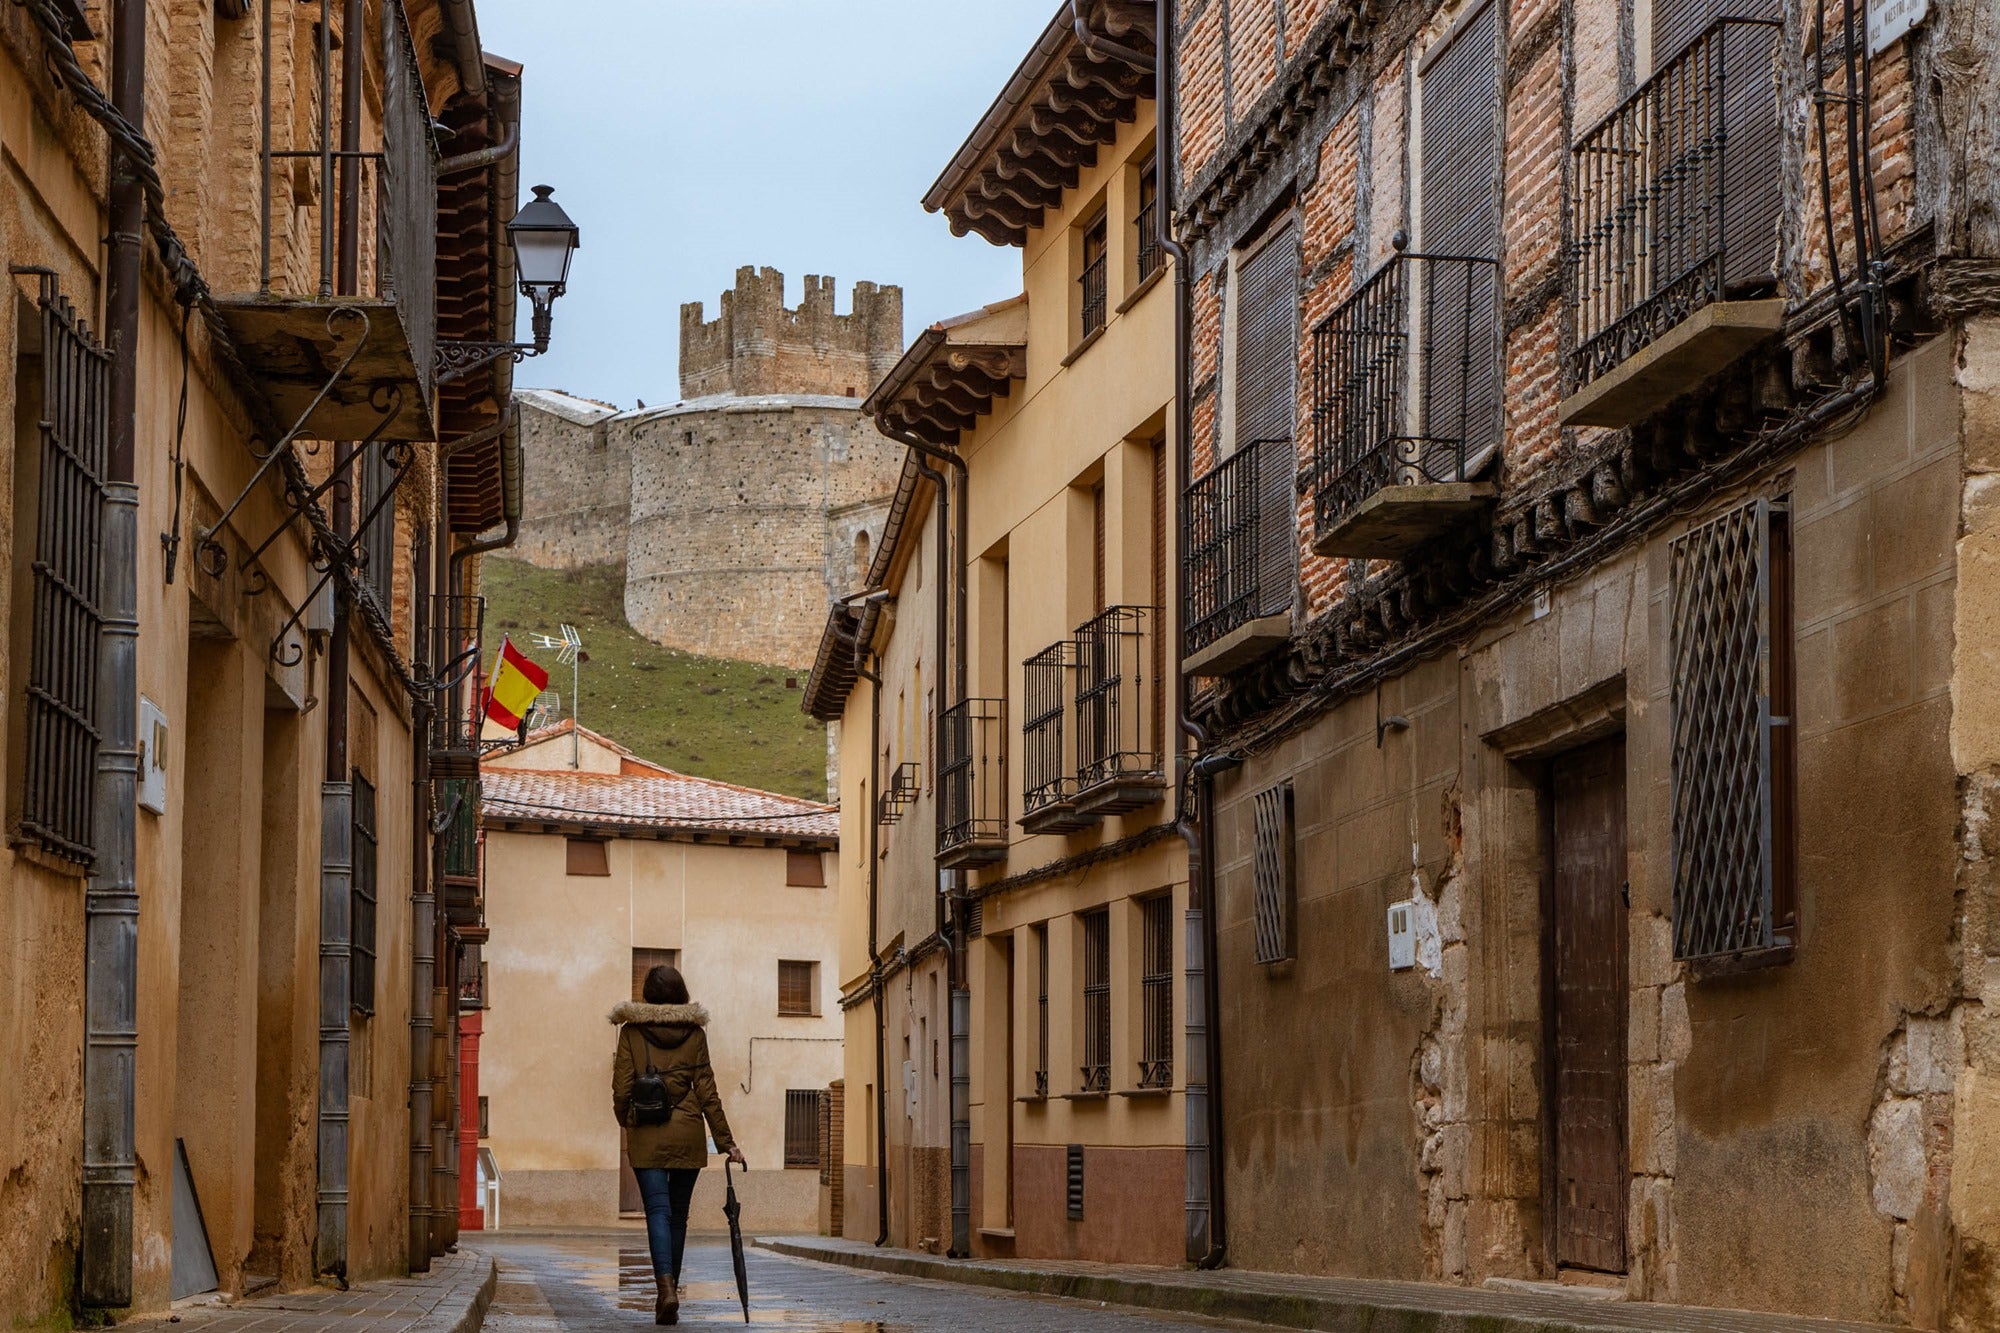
[1252,784,1296,965]
[1669,496,1796,961]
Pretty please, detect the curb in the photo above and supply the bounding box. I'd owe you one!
[751,1239,1877,1333]
[409,1250,498,1333]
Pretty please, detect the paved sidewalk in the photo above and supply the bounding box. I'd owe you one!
[143,1249,496,1332]
[757,1235,1897,1333]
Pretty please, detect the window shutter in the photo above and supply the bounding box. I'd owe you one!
[631,947,678,1001]
[779,960,816,1016]
[1252,783,1296,965]
[1421,3,1502,473]
[1234,223,1301,614]
[1092,481,1107,613]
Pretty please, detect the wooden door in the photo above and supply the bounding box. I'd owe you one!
[1549,737,1628,1273]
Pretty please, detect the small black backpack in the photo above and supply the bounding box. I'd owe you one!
[626,1029,675,1127]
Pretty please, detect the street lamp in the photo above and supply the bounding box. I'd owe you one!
[435,183,582,383]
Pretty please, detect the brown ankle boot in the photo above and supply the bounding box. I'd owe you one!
[653,1273,674,1325]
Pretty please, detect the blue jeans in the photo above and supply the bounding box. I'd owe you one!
[633,1167,700,1281]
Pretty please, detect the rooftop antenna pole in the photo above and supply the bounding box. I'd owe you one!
[529,624,586,768]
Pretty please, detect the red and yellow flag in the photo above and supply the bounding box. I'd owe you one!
[484,637,550,731]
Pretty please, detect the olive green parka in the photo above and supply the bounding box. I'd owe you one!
[609,1001,737,1169]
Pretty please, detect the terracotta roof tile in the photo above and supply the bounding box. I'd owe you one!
[481,766,837,841]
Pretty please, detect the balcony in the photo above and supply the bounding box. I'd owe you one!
[212,0,437,441]
[1184,436,1295,676]
[1310,254,1500,559]
[429,593,485,777]
[1020,640,1093,835]
[1073,606,1165,816]
[878,762,919,826]
[1562,18,1784,428]
[436,777,481,930]
[939,698,1008,868]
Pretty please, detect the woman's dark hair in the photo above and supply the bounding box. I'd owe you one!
[643,964,690,1006]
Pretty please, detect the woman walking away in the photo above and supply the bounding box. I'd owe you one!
[611,964,745,1324]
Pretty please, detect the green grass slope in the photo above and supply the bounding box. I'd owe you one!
[476,556,827,800]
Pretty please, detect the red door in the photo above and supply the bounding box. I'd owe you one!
[1549,737,1629,1273]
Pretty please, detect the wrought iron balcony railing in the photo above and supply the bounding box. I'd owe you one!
[1022,640,1092,833]
[1310,253,1500,556]
[1080,253,1109,339]
[877,762,920,826]
[1074,605,1164,814]
[438,777,481,883]
[1184,436,1294,669]
[1568,17,1783,393]
[429,593,485,776]
[939,698,1008,867]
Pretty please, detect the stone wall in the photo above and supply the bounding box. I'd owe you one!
[512,390,627,570]
[680,267,904,400]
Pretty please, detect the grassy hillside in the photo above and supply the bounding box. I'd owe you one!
[475,556,828,800]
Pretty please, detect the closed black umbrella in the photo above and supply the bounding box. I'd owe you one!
[723,1158,750,1323]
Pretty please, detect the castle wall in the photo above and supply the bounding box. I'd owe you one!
[514,390,630,570]
[679,266,904,399]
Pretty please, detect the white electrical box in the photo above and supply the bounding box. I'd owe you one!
[1387,900,1417,971]
[138,696,169,815]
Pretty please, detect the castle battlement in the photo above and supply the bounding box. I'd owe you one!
[678,266,904,400]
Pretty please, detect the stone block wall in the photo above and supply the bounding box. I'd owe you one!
[679,267,904,400]
[513,390,628,569]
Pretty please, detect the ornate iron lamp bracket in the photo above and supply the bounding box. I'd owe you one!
[435,339,542,384]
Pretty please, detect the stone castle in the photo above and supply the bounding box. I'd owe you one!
[513,267,905,668]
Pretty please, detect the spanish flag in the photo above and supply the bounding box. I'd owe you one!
[484,637,550,732]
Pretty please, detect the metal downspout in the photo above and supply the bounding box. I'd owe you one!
[407,516,435,1272]
[1155,0,1227,1269]
[1070,0,1157,68]
[882,426,972,1257]
[315,0,366,1276]
[79,0,146,1306]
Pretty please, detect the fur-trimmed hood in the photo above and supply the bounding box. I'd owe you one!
[608,1000,709,1028]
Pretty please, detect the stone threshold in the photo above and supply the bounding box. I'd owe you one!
[754,1235,1899,1333]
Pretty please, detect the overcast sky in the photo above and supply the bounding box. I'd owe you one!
[474,1,1053,409]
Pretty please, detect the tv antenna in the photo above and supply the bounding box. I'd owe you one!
[528,624,588,767]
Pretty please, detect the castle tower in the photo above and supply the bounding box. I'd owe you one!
[678,266,905,400]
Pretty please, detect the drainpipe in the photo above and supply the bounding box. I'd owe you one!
[315,0,367,1277]
[881,426,971,1257]
[1070,0,1157,69]
[408,515,435,1272]
[832,592,892,1245]
[1154,0,1228,1270]
[79,0,146,1307]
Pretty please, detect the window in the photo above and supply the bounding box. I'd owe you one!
[778,960,818,1016]
[458,942,486,1009]
[1669,496,1797,961]
[631,947,679,1002]
[1139,896,1173,1089]
[357,442,397,611]
[351,773,378,1014]
[784,1089,825,1168]
[1231,216,1300,457]
[1080,909,1110,1093]
[478,1095,490,1139]
[1032,923,1050,1097]
[8,274,108,869]
[566,836,610,876]
[1135,154,1161,284]
[786,849,826,887]
[1252,783,1296,965]
[1079,210,1109,339]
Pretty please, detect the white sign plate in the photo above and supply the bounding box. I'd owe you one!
[1869,0,1927,56]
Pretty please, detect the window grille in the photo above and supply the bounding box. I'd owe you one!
[630,947,679,1002]
[939,698,1008,859]
[437,777,479,882]
[1669,497,1797,960]
[428,593,484,774]
[784,1089,825,1168]
[779,960,817,1016]
[1140,895,1173,1089]
[1185,436,1294,658]
[1033,923,1050,1097]
[1252,784,1296,965]
[1022,641,1076,821]
[1568,18,1782,390]
[351,774,379,1015]
[1135,156,1162,283]
[786,849,826,886]
[11,270,108,868]
[457,943,485,1008]
[1074,606,1160,796]
[1080,909,1110,1092]
[1080,211,1109,338]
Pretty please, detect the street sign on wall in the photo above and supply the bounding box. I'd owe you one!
[1869,0,1928,55]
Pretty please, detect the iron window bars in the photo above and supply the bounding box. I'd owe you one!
[428,593,486,774]
[1184,436,1295,659]
[1080,212,1109,339]
[1140,895,1173,1089]
[1310,253,1500,541]
[457,941,485,1009]
[1669,496,1797,961]
[351,773,379,1015]
[436,777,480,882]
[939,697,1008,863]
[10,269,108,868]
[1034,923,1050,1098]
[1252,783,1297,965]
[784,1089,826,1168]
[1074,605,1163,810]
[1022,639,1090,831]
[1081,908,1111,1094]
[1136,157,1162,285]
[878,761,920,826]
[255,0,437,403]
[1568,17,1782,391]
